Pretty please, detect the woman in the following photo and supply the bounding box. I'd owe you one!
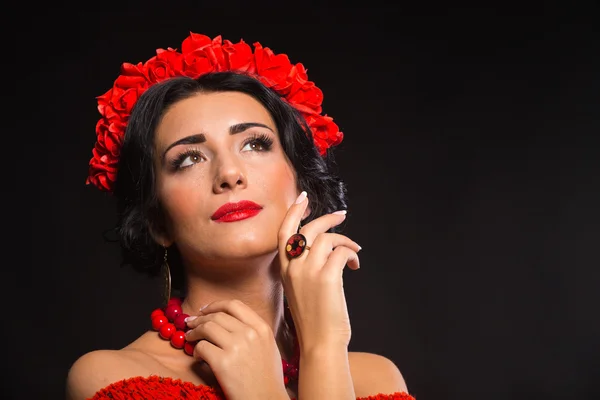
[66,32,414,400]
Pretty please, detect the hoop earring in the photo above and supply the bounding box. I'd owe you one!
[161,248,171,306]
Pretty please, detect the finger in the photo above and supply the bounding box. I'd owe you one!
[299,211,348,245]
[192,338,225,364]
[185,311,246,332]
[306,232,361,260]
[322,245,360,275]
[185,318,232,345]
[277,191,309,268]
[197,299,271,334]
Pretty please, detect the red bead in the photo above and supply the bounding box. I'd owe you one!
[165,304,183,321]
[173,313,189,331]
[159,322,176,339]
[167,297,182,307]
[184,340,196,356]
[284,375,289,385]
[151,315,168,331]
[170,331,186,349]
[150,308,164,319]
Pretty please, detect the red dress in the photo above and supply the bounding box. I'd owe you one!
[89,376,415,399]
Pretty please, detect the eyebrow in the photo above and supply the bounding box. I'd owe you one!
[161,122,274,161]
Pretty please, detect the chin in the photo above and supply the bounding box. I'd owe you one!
[225,242,278,259]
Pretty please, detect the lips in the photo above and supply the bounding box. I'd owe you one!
[211,200,263,222]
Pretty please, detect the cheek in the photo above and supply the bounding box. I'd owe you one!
[157,176,207,232]
[253,162,298,205]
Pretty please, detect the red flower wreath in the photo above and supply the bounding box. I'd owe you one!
[86,32,344,192]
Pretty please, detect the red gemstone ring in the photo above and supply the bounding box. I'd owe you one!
[285,233,311,259]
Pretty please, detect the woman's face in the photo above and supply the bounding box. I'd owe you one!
[153,91,300,263]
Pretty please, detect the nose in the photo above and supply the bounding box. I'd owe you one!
[212,154,247,193]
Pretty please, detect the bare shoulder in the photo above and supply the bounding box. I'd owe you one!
[348,351,409,397]
[65,348,157,400]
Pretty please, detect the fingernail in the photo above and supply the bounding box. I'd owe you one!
[185,316,197,323]
[295,191,307,204]
[332,210,347,215]
[357,245,362,251]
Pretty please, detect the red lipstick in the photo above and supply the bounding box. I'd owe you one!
[211,200,263,222]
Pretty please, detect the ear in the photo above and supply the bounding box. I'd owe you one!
[149,226,174,248]
[148,213,174,248]
[301,202,312,221]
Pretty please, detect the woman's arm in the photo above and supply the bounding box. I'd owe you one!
[298,342,355,400]
[298,347,410,400]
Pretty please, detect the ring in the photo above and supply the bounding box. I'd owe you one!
[285,233,310,259]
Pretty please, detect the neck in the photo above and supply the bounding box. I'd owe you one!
[178,254,294,360]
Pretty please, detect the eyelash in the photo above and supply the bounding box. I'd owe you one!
[242,133,274,152]
[169,133,275,171]
[170,148,204,171]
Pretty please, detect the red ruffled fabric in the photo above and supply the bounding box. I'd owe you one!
[89,376,415,399]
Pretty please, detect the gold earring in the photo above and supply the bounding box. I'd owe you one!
[161,248,171,306]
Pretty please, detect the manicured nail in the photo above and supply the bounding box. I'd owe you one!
[185,316,197,323]
[332,210,347,215]
[295,191,307,204]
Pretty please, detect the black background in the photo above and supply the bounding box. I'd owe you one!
[10,1,600,399]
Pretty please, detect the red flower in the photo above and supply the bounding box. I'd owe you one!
[87,32,343,192]
[115,62,150,90]
[145,48,185,82]
[223,40,255,72]
[181,33,219,77]
[253,42,294,93]
[305,114,344,156]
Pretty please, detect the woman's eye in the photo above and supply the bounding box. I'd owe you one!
[241,140,266,152]
[180,154,202,167]
[241,135,273,152]
[173,152,204,170]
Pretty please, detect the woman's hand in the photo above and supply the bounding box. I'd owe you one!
[278,191,361,353]
[185,299,288,400]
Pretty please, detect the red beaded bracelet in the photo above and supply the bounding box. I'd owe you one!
[150,297,300,385]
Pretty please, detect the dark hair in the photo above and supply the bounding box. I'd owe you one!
[113,72,346,288]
